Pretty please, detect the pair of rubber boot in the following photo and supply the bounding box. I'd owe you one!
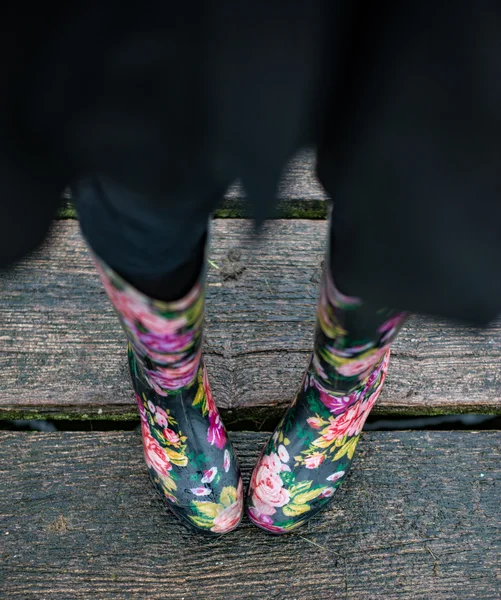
[93,238,406,535]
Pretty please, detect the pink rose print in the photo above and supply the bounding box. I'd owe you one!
[248,507,273,526]
[93,264,137,324]
[223,449,231,473]
[142,421,172,478]
[314,381,363,415]
[314,366,386,446]
[136,311,187,337]
[136,395,147,422]
[304,453,325,469]
[250,453,290,516]
[137,330,194,354]
[326,470,345,482]
[96,259,245,535]
[307,416,324,429]
[320,487,335,498]
[190,487,212,496]
[247,507,288,534]
[97,266,189,337]
[201,467,218,484]
[154,407,169,428]
[277,444,289,463]
[203,368,217,413]
[335,346,388,380]
[202,368,227,449]
[207,412,226,449]
[146,350,201,393]
[147,351,183,364]
[364,357,386,388]
[163,428,180,444]
[211,479,243,534]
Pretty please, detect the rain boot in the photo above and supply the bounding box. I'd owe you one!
[247,252,406,534]
[94,257,243,535]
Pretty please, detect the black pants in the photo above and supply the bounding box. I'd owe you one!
[3,2,501,325]
[74,172,229,291]
[74,159,387,338]
[75,155,331,299]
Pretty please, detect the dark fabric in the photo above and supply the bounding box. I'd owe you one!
[2,1,501,325]
[121,245,206,303]
[74,175,215,280]
[74,176,209,300]
[318,2,501,325]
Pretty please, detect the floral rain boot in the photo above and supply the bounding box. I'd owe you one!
[247,262,407,534]
[94,258,243,535]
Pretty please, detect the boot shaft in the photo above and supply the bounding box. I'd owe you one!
[93,255,205,394]
[313,262,407,393]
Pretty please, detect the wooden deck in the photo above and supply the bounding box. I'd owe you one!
[1,156,500,598]
[2,219,501,424]
[1,431,500,598]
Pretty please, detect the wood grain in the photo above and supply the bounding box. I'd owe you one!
[1,431,500,599]
[1,220,500,421]
[58,149,329,220]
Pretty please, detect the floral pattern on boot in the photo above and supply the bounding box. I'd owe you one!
[247,265,407,534]
[94,258,243,535]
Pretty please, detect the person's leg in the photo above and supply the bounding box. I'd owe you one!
[74,176,243,535]
[246,215,407,534]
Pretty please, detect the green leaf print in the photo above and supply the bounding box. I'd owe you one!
[274,518,301,530]
[332,435,360,461]
[305,390,325,415]
[305,429,316,444]
[219,486,237,508]
[189,514,215,529]
[294,487,325,505]
[282,503,310,517]
[192,501,222,519]
[280,471,295,487]
[288,480,312,498]
[295,423,306,439]
[151,426,166,447]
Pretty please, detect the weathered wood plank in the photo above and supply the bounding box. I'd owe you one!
[58,149,329,220]
[1,220,500,422]
[1,431,500,599]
